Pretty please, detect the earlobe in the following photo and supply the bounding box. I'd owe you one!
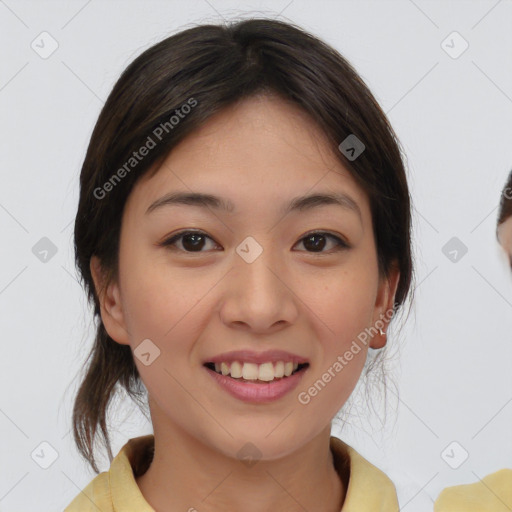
[369,266,400,350]
[89,255,131,346]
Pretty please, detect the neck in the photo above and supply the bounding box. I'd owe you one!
[136,419,347,512]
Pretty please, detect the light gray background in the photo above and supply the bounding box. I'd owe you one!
[1,1,511,510]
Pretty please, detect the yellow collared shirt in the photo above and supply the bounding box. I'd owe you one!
[434,469,512,511]
[64,435,399,511]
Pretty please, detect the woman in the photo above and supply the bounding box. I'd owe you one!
[65,18,413,511]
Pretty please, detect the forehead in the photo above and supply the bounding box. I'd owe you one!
[130,94,370,219]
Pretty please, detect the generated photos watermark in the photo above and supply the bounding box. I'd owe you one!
[93,97,198,200]
[297,302,399,405]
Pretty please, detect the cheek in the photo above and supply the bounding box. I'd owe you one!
[308,259,378,343]
[118,252,224,402]
[298,258,377,405]
[119,261,214,407]
[119,242,213,339]
[318,280,373,373]
[321,283,374,333]
[297,286,373,422]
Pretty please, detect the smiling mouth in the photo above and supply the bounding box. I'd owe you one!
[204,361,309,383]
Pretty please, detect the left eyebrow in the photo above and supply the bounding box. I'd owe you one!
[145,191,362,221]
[285,192,362,222]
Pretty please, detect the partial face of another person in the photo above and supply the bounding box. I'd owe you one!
[92,94,399,461]
[498,216,512,267]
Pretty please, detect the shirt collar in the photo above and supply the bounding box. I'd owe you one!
[330,436,399,511]
[110,435,155,511]
[109,435,398,511]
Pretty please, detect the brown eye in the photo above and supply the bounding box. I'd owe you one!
[161,230,220,253]
[295,232,349,253]
[160,230,349,254]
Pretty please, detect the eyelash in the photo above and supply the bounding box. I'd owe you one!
[159,229,350,254]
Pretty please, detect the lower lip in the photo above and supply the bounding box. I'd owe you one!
[204,365,308,403]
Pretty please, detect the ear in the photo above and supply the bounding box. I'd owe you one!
[369,263,400,349]
[89,255,130,346]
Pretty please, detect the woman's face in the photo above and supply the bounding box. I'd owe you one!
[92,94,399,460]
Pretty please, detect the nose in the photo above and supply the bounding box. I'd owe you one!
[219,245,299,334]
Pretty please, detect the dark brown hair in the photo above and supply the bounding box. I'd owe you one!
[72,18,414,473]
[498,170,512,228]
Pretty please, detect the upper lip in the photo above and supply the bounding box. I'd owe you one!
[204,349,309,365]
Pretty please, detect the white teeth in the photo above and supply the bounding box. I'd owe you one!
[242,363,259,380]
[284,362,294,377]
[210,360,303,381]
[230,361,242,378]
[258,362,275,381]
